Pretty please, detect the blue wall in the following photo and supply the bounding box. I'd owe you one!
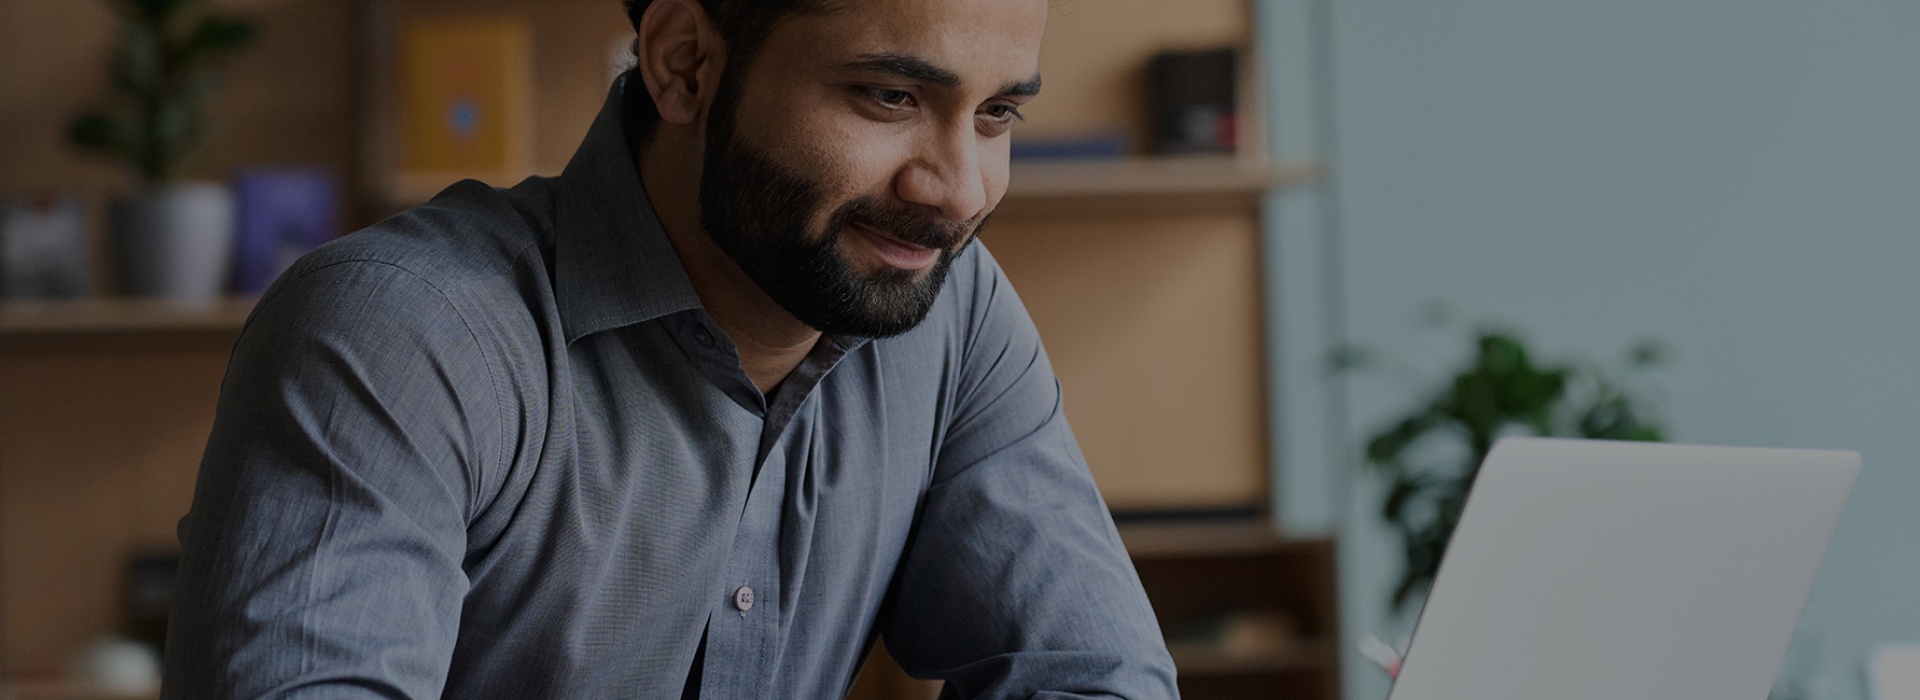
[1262,2,1920,698]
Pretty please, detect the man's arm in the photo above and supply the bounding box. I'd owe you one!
[880,248,1179,699]
[164,260,501,699]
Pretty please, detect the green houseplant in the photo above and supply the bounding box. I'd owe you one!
[1350,327,1829,698]
[1346,328,1671,612]
[68,0,255,299]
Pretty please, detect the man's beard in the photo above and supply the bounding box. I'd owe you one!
[696,73,979,339]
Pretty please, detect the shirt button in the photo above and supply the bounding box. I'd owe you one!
[733,586,755,613]
[693,325,715,347]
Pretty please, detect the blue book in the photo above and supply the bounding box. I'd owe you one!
[1011,132,1130,160]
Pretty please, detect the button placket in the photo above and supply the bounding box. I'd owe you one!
[700,439,788,698]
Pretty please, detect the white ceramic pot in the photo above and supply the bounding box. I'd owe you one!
[110,182,235,300]
[68,635,161,696]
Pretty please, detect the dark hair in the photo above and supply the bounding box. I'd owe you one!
[621,0,829,139]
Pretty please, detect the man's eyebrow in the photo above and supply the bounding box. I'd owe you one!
[846,53,1042,100]
[1000,74,1043,98]
[846,53,961,89]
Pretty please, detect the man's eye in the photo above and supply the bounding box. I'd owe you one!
[982,104,1026,123]
[865,87,916,109]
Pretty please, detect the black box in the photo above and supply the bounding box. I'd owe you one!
[1149,47,1239,155]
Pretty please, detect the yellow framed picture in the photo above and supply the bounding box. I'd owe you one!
[379,14,534,205]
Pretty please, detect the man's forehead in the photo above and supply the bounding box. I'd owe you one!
[773,0,1046,89]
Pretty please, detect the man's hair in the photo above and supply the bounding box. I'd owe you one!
[621,0,830,138]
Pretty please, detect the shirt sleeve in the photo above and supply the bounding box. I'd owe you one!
[879,247,1180,699]
[163,260,501,699]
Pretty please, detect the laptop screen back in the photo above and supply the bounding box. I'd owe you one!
[1387,437,1858,700]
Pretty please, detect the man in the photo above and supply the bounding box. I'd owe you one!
[164,0,1178,696]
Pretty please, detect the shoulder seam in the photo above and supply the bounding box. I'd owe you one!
[267,258,512,525]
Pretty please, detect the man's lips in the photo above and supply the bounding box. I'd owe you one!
[852,223,941,271]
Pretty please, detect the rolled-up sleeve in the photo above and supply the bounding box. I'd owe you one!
[881,250,1179,699]
[164,260,500,699]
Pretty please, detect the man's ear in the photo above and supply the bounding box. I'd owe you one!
[636,0,727,126]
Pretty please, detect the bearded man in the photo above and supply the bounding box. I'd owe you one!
[163,0,1177,696]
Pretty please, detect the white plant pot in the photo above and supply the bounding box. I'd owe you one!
[110,182,235,300]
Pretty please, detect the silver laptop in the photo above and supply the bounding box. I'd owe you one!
[1387,437,1859,700]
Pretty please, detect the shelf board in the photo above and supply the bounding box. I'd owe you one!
[1118,520,1330,559]
[997,157,1320,218]
[0,298,255,338]
[1008,156,1317,198]
[1167,640,1339,676]
[2,680,157,700]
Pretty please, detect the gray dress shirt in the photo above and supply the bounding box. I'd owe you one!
[164,80,1177,699]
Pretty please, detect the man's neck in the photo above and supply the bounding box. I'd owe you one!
[637,135,821,396]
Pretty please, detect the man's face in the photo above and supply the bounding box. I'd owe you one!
[697,0,1046,338]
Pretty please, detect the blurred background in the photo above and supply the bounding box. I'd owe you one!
[2,0,1917,698]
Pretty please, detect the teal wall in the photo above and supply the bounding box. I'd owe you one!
[1261,2,1920,699]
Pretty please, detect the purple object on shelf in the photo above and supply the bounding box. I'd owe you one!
[233,168,340,295]
[1010,132,1130,160]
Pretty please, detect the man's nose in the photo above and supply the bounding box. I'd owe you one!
[894,126,989,225]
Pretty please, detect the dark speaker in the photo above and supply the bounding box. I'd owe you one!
[1149,48,1239,155]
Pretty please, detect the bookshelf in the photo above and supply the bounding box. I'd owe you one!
[0,0,1342,694]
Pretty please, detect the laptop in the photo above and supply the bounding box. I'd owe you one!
[1387,437,1859,700]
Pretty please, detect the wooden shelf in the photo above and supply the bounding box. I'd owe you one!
[2,680,157,700]
[0,298,255,338]
[996,157,1320,218]
[1117,519,1323,559]
[1168,640,1339,676]
[1008,156,1317,198]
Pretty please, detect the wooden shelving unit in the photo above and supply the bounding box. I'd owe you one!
[4,0,1344,693]
[0,298,254,339]
[1120,521,1342,700]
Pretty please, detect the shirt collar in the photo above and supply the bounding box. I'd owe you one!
[552,76,703,345]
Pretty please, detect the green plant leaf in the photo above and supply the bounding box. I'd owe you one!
[1365,410,1441,467]
[68,112,129,155]
[1361,321,1672,614]
[1628,339,1671,368]
[182,16,257,55]
[147,98,197,181]
[1383,474,1433,521]
[1327,345,1377,375]
[76,0,256,182]
[114,25,163,100]
[138,0,189,23]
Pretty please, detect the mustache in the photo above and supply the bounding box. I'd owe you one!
[830,197,979,250]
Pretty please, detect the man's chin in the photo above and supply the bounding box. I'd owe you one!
[792,263,950,338]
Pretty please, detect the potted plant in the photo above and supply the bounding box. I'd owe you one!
[68,0,255,300]
[1342,327,1671,612]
